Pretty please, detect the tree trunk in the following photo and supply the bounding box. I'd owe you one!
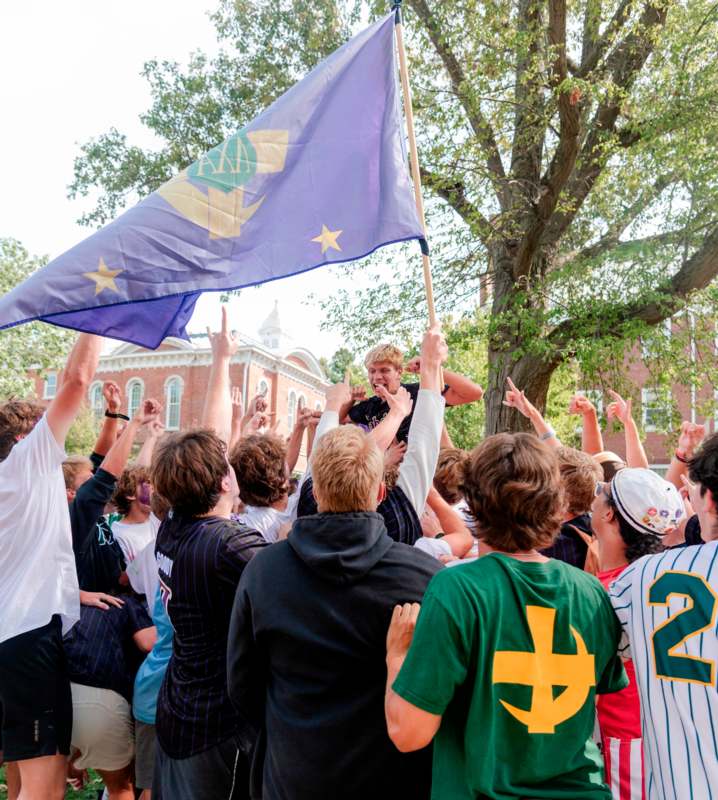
[484,244,561,435]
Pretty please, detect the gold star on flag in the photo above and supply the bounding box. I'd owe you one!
[311,224,342,254]
[84,258,123,296]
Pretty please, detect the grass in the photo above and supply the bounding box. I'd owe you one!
[0,765,105,799]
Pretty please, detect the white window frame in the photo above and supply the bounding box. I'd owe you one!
[642,387,670,433]
[126,378,145,419]
[89,381,104,420]
[43,372,57,399]
[164,375,183,431]
[641,319,672,360]
[287,390,297,431]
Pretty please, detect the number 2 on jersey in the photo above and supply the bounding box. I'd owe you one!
[649,571,718,685]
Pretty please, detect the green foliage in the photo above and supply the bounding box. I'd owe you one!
[65,405,101,456]
[0,239,74,400]
[320,346,367,386]
[67,0,718,433]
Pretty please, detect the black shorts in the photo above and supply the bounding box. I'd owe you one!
[0,616,72,761]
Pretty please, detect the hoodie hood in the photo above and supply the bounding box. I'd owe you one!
[288,512,393,585]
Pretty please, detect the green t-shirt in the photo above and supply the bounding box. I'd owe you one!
[392,553,627,799]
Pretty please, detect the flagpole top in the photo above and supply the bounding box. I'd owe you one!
[392,0,402,24]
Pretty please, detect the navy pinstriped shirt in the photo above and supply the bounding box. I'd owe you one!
[155,512,267,758]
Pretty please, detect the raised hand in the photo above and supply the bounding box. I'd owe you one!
[351,385,367,403]
[376,384,413,418]
[102,380,122,413]
[503,377,532,418]
[420,323,448,366]
[405,356,421,374]
[606,390,631,425]
[136,398,162,425]
[231,386,244,418]
[568,393,595,416]
[206,305,239,361]
[248,392,268,416]
[326,381,352,411]
[676,421,706,459]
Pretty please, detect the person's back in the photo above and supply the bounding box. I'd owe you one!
[229,510,440,800]
[386,432,627,800]
[609,540,718,799]
[399,554,624,798]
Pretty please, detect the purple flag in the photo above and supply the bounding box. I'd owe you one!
[0,13,422,348]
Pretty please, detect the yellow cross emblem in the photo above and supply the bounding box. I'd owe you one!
[492,605,595,733]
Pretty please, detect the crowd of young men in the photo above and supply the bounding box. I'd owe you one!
[1,308,717,800]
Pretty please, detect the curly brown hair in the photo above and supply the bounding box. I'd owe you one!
[112,465,151,516]
[151,430,229,517]
[229,434,288,508]
[433,448,468,505]
[461,433,564,552]
[0,400,45,462]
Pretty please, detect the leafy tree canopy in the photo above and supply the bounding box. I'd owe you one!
[68,0,718,433]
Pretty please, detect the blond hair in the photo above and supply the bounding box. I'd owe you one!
[62,455,93,491]
[364,343,403,370]
[312,427,384,512]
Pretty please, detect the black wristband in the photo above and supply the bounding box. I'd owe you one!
[105,410,130,421]
[675,452,690,464]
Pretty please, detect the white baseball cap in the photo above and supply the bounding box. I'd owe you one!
[610,467,685,536]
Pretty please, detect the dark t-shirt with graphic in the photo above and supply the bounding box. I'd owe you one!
[348,382,448,443]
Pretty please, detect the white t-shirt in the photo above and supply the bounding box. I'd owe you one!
[414,536,452,560]
[127,531,161,601]
[0,415,80,642]
[112,514,160,566]
[238,491,300,543]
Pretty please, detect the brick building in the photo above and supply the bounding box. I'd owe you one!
[38,304,329,472]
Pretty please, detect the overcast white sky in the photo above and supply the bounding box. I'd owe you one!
[0,0,403,358]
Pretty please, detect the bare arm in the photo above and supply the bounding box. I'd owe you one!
[229,387,244,451]
[133,626,158,653]
[569,395,604,455]
[286,408,310,474]
[201,306,239,445]
[46,333,103,447]
[101,399,160,478]
[425,487,473,558]
[368,386,413,452]
[385,604,442,752]
[406,357,483,408]
[135,419,164,468]
[93,381,123,457]
[607,391,648,469]
[504,378,561,448]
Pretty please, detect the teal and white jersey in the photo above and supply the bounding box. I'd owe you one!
[608,541,718,800]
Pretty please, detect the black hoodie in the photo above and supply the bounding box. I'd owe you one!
[227,511,442,800]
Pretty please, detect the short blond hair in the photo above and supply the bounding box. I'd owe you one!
[312,427,384,512]
[62,455,93,491]
[364,343,403,370]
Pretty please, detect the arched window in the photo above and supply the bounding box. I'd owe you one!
[165,376,183,430]
[89,382,104,420]
[43,373,57,399]
[287,390,297,431]
[297,394,306,411]
[127,379,144,419]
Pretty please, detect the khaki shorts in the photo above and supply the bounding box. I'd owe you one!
[70,683,134,771]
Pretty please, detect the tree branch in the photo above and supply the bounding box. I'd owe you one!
[407,0,508,209]
[549,224,718,350]
[554,172,677,267]
[513,0,581,278]
[540,0,668,252]
[579,0,635,76]
[420,167,494,244]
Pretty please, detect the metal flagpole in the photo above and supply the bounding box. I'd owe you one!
[392,0,438,327]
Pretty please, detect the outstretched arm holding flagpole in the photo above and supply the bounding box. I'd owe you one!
[393,0,438,327]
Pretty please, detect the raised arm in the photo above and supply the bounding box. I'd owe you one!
[665,421,705,490]
[229,387,244,451]
[286,408,315,474]
[396,325,448,513]
[405,357,483,407]
[504,378,561,448]
[201,306,239,445]
[135,418,165,468]
[46,333,103,447]
[92,381,124,457]
[368,386,413,452]
[607,390,649,469]
[100,399,161,478]
[569,394,604,455]
[425,486,473,558]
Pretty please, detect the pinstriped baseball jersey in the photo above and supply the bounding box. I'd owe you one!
[608,541,718,800]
